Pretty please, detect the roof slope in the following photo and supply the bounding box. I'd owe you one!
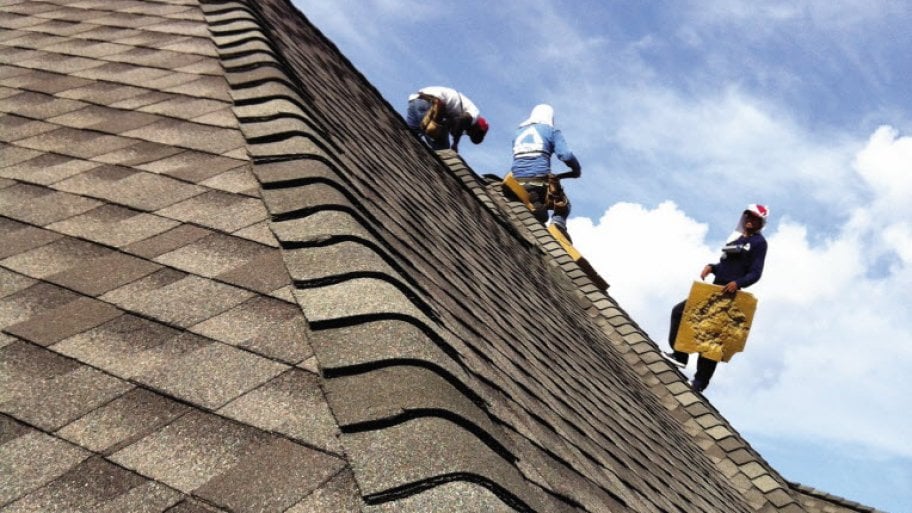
[0,0,884,512]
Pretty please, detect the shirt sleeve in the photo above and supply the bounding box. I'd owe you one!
[552,130,581,174]
[735,236,767,289]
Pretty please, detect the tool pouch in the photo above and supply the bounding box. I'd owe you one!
[419,96,445,140]
[546,174,569,215]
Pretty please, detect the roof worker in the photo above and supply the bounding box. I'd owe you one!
[510,104,581,241]
[405,86,488,152]
[663,204,770,392]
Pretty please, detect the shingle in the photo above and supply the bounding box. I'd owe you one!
[0,425,90,506]
[138,95,227,119]
[0,90,85,119]
[360,482,519,513]
[110,410,271,494]
[217,250,290,294]
[1,236,112,279]
[11,71,93,95]
[3,456,183,513]
[343,417,541,510]
[0,145,43,169]
[123,223,212,258]
[218,369,340,453]
[199,166,258,195]
[46,252,162,296]
[101,271,254,327]
[46,204,180,247]
[56,80,147,105]
[52,314,200,379]
[0,341,132,431]
[154,232,270,277]
[194,437,344,513]
[191,107,238,128]
[122,118,245,154]
[0,282,81,330]
[0,268,36,300]
[166,75,231,101]
[231,220,278,247]
[0,114,57,142]
[0,152,100,185]
[0,183,101,225]
[293,278,429,325]
[137,150,245,182]
[93,140,183,167]
[0,224,63,259]
[162,499,228,513]
[189,295,310,363]
[16,126,135,158]
[47,104,161,133]
[3,296,121,346]
[285,468,361,513]
[54,165,205,211]
[156,190,268,232]
[136,341,287,410]
[57,388,192,454]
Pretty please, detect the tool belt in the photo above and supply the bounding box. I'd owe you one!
[545,174,569,213]
[417,93,446,140]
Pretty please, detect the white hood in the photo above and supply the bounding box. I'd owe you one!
[519,104,554,127]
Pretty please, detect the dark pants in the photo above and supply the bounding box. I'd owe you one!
[669,300,717,390]
[524,184,572,241]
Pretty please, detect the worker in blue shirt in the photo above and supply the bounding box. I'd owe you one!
[664,204,770,392]
[510,104,581,240]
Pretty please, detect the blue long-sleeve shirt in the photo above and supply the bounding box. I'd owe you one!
[710,232,767,289]
[511,123,580,179]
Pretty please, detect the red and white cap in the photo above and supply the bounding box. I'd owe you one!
[735,203,769,234]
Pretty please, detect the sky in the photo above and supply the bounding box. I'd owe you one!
[291,1,912,511]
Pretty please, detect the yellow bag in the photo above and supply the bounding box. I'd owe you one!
[673,281,758,362]
[419,97,445,139]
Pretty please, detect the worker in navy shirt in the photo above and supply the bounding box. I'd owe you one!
[664,204,770,392]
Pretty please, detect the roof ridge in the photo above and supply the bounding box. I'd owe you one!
[459,162,811,512]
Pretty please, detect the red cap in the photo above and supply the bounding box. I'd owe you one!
[469,116,489,144]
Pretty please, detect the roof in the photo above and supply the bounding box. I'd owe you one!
[0,0,885,512]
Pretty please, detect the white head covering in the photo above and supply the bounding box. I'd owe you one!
[519,104,554,127]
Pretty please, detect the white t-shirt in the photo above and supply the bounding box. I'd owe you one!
[409,86,479,123]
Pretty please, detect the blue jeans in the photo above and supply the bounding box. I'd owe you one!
[406,98,450,150]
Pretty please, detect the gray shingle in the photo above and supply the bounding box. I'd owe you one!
[0,422,90,506]
[135,341,287,410]
[218,369,340,452]
[1,457,182,513]
[0,341,132,431]
[3,296,121,346]
[190,296,311,364]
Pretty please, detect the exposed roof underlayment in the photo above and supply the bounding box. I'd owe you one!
[0,0,884,511]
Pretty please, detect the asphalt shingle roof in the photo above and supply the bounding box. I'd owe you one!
[0,0,885,512]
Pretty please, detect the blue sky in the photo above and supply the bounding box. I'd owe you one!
[292,1,912,511]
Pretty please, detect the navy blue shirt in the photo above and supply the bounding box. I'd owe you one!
[711,232,767,289]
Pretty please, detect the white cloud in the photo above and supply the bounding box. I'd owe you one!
[570,126,912,458]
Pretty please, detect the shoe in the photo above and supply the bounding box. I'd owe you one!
[691,379,707,392]
[661,352,686,369]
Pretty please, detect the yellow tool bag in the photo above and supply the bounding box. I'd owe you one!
[418,94,445,139]
[545,174,569,216]
[673,281,758,362]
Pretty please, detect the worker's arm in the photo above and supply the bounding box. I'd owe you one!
[449,113,473,151]
[552,129,581,179]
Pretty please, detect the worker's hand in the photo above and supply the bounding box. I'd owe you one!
[722,281,739,294]
[700,265,712,281]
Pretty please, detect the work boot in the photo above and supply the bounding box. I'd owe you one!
[661,352,686,369]
[691,379,708,393]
